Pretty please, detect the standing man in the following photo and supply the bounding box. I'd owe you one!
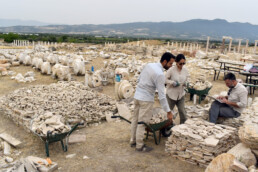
[131,52,175,152]
[209,73,248,123]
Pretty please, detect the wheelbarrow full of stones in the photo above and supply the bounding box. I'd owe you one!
[33,122,84,157]
[111,115,174,145]
[187,86,212,104]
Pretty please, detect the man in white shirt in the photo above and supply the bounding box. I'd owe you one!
[131,52,175,152]
[209,73,248,123]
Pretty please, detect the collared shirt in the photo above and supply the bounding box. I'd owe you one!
[134,63,170,112]
[228,82,248,113]
[165,66,189,100]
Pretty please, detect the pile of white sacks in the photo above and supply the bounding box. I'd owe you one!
[0,81,117,136]
[165,118,238,167]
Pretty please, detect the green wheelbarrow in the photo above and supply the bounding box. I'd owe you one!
[33,122,84,157]
[186,86,212,104]
[111,115,174,145]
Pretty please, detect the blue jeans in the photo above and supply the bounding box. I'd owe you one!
[209,101,240,123]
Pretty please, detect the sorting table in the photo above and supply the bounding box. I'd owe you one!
[239,71,258,83]
[239,71,258,94]
[214,60,246,80]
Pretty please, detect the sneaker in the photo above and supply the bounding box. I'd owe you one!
[130,143,136,147]
[136,145,153,152]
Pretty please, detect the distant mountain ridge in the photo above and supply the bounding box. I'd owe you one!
[0,19,51,27]
[0,19,258,41]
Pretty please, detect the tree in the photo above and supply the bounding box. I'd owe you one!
[3,33,19,43]
[49,36,57,42]
[62,35,68,42]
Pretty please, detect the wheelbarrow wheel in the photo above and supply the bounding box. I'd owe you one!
[161,127,172,137]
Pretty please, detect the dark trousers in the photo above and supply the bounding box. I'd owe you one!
[166,95,187,124]
[209,101,240,123]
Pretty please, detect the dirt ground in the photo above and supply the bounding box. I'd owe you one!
[0,47,256,172]
[0,113,204,172]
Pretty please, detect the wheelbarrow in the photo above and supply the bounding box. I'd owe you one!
[186,86,212,104]
[33,122,84,157]
[111,115,174,145]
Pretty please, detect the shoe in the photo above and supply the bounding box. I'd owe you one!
[136,145,153,152]
[130,143,136,147]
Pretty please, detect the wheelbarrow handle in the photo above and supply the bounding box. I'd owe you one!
[138,121,145,125]
[67,122,84,136]
[111,115,131,124]
[111,115,120,119]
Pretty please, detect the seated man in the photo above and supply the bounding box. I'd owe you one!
[209,73,248,123]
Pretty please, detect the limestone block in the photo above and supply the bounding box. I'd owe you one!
[230,159,248,172]
[0,133,22,147]
[205,153,235,172]
[116,102,131,120]
[227,143,256,167]
[204,137,219,147]
[239,121,258,149]
[3,141,11,155]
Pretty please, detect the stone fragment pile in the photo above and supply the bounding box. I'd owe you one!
[0,58,11,76]
[3,156,58,172]
[185,105,210,120]
[149,108,167,125]
[217,116,246,129]
[11,71,36,83]
[31,112,71,136]
[0,81,117,134]
[0,136,22,170]
[186,58,219,80]
[188,80,212,91]
[165,118,238,167]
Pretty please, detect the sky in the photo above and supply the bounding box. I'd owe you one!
[1,0,258,25]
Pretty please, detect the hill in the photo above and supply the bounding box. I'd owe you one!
[0,19,257,41]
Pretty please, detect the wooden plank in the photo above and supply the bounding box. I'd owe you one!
[0,133,22,147]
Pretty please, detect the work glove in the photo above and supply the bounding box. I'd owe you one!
[173,81,180,87]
